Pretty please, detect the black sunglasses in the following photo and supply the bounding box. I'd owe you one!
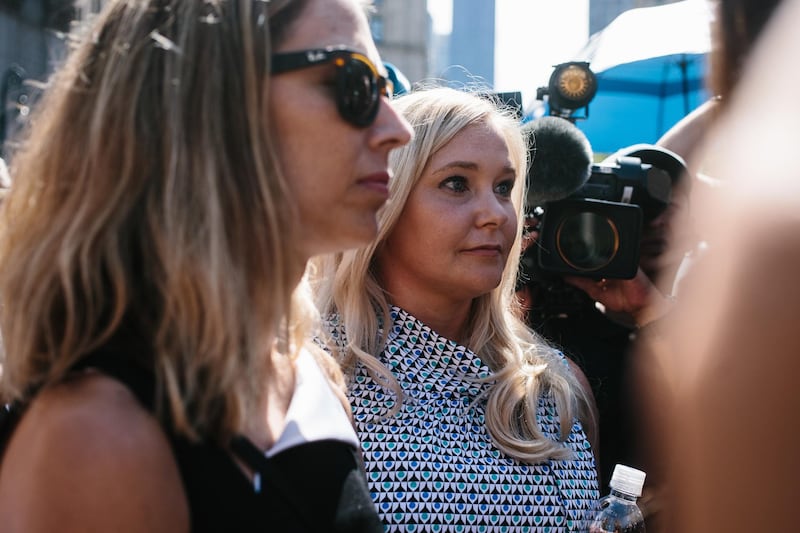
[271,46,394,128]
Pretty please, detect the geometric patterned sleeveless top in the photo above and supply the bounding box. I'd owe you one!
[328,307,600,532]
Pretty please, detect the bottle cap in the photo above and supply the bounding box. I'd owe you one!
[609,464,646,497]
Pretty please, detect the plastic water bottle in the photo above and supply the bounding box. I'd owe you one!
[589,464,647,533]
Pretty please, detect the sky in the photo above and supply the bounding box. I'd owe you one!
[427,0,590,108]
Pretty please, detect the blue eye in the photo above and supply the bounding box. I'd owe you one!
[441,176,468,193]
[495,179,515,197]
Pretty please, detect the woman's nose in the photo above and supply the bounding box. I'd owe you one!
[476,192,511,227]
[371,98,413,151]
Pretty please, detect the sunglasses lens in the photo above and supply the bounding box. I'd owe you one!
[336,57,380,127]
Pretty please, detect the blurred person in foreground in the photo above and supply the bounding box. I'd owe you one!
[636,0,800,530]
[313,86,600,531]
[0,0,412,531]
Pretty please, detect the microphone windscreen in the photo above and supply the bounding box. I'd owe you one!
[523,116,593,206]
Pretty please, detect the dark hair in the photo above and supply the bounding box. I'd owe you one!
[710,0,783,98]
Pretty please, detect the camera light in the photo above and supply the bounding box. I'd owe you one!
[548,62,597,110]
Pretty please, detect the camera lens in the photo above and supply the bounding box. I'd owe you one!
[555,212,620,271]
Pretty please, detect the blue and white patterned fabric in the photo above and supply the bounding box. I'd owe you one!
[327,306,600,532]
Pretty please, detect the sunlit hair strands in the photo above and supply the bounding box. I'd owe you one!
[0,0,338,442]
[313,86,594,463]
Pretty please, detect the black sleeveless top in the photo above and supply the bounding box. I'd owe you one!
[0,350,384,532]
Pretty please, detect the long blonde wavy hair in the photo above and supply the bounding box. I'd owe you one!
[0,0,345,442]
[313,86,593,463]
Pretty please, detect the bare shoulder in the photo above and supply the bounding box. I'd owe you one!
[0,371,189,533]
[565,356,592,399]
[565,356,600,455]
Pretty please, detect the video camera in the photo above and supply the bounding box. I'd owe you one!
[519,64,688,322]
[529,155,672,280]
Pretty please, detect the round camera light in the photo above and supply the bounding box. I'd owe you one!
[548,62,598,110]
[559,66,593,98]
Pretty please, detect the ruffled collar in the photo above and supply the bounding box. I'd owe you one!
[382,306,492,391]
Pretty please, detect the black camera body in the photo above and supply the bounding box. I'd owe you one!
[531,156,672,280]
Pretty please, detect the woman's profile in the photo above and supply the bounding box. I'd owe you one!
[0,0,411,531]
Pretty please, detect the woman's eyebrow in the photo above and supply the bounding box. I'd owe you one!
[430,161,479,174]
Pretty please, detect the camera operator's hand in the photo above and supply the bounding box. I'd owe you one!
[521,213,540,255]
[563,269,675,329]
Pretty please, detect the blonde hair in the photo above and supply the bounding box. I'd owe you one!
[314,86,592,463]
[0,0,344,442]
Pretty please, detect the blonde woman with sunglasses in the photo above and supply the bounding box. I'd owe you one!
[0,0,411,531]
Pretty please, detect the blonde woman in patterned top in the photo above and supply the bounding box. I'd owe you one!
[313,86,600,532]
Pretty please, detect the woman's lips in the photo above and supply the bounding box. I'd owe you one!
[358,172,390,195]
[463,244,503,256]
